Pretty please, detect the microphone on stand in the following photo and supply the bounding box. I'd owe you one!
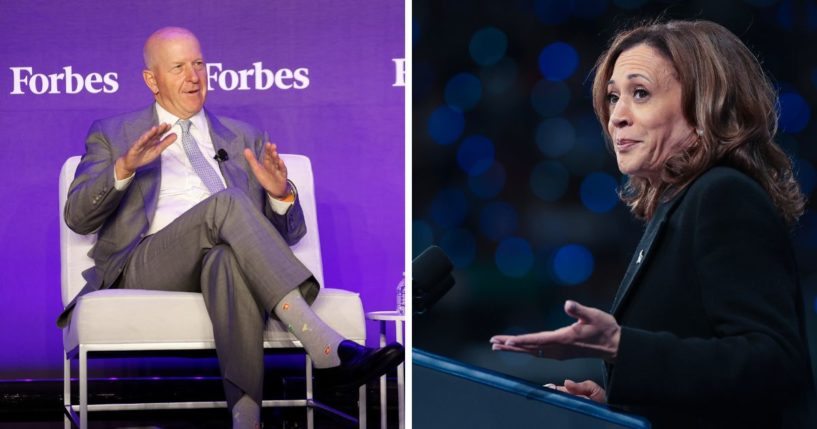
[413,245,455,315]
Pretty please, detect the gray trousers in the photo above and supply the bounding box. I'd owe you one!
[120,188,319,408]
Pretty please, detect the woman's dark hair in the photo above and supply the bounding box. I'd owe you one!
[592,20,805,225]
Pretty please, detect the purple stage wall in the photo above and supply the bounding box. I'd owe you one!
[0,0,404,378]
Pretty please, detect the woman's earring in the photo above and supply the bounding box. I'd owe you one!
[696,129,704,136]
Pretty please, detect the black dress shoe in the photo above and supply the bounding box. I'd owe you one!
[314,340,404,389]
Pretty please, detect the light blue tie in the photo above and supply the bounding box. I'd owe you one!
[177,119,225,194]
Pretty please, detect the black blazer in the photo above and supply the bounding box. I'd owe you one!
[605,166,816,428]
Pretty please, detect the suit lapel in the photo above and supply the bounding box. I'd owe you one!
[124,105,161,224]
[610,191,685,316]
[206,109,249,192]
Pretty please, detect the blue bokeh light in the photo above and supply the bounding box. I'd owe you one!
[439,228,477,268]
[743,0,779,6]
[796,158,817,196]
[427,106,465,145]
[412,219,434,257]
[468,162,506,198]
[530,161,570,202]
[531,80,571,117]
[479,202,518,241]
[572,0,608,19]
[457,135,495,176]
[534,0,573,24]
[613,0,649,9]
[481,58,518,95]
[429,188,469,228]
[538,42,579,81]
[536,117,575,157]
[580,172,619,213]
[777,0,793,30]
[495,237,535,278]
[553,244,595,285]
[445,73,483,111]
[779,92,810,134]
[469,26,508,66]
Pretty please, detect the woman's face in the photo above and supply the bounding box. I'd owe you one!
[606,44,695,181]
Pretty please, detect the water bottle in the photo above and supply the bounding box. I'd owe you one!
[396,273,405,314]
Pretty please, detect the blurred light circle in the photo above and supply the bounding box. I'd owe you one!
[613,0,649,9]
[445,73,483,111]
[553,244,594,285]
[779,91,810,134]
[469,162,506,198]
[531,80,571,117]
[480,58,518,95]
[580,172,619,213]
[743,0,779,7]
[536,117,575,157]
[574,114,606,152]
[427,106,465,145]
[479,202,518,241]
[538,42,579,81]
[412,219,434,257]
[430,188,469,228]
[572,0,608,19]
[534,0,573,24]
[439,228,477,268]
[530,160,570,202]
[469,26,508,66]
[796,158,817,196]
[413,18,420,45]
[457,135,495,176]
[495,237,535,278]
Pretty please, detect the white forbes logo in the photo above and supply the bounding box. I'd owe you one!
[10,66,118,95]
[206,62,309,91]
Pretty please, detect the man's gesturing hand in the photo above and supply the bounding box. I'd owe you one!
[115,123,177,180]
[243,142,288,199]
[490,300,621,362]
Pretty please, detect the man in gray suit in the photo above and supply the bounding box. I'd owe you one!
[58,26,403,429]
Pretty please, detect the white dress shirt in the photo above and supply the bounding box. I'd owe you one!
[114,103,291,235]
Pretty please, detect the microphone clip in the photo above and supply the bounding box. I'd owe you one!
[214,149,229,162]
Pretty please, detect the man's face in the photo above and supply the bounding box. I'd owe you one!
[144,34,207,119]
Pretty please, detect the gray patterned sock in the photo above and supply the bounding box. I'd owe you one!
[232,394,260,429]
[274,288,343,368]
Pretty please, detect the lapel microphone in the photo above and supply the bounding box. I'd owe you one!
[214,149,229,162]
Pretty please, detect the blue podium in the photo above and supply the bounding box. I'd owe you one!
[414,349,650,428]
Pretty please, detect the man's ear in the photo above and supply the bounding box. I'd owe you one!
[143,69,159,94]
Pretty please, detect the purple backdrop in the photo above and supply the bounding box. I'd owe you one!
[0,0,404,378]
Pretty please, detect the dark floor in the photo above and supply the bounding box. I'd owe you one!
[0,379,398,428]
[0,352,400,428]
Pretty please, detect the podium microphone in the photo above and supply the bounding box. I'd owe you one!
[413,245,455,315]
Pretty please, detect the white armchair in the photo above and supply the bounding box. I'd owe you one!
[59,154,368,428]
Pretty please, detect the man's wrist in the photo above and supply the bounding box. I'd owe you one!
[114,157,135,181]
[271,180,296,201]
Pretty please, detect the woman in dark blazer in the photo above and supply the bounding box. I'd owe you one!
[491,20,816,428]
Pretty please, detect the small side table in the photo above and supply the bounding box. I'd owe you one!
[365,311,405,429]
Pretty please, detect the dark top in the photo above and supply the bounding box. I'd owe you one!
[605,166,817,428]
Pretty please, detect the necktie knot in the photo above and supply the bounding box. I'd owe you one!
[177,119,192,133]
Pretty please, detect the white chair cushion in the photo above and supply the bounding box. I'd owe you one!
[63,288,365,352]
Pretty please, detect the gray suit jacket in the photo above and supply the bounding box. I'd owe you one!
[57,105,306,327]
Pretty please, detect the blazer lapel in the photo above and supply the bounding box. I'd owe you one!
[610,192,685,316]
[123,105,161,224]
[206,109,249,192]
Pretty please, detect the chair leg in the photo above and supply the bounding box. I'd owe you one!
[306,355,314,429]
[79,346,88,429]
[64,353,71,429]
[359,384,367,429]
